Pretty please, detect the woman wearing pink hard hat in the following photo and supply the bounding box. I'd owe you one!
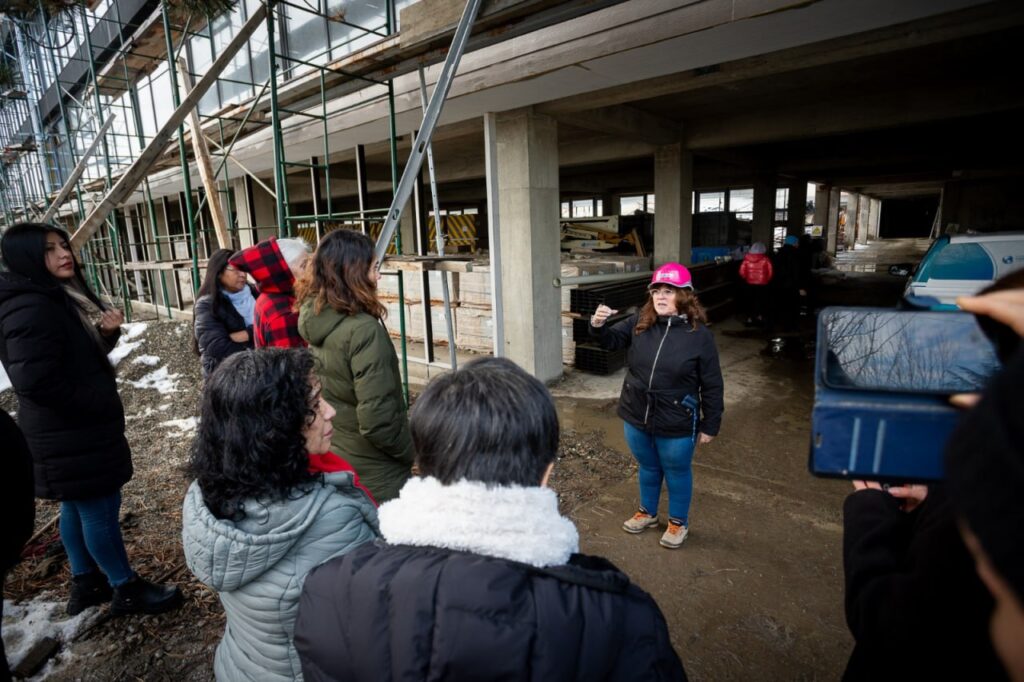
[590,263,724,549]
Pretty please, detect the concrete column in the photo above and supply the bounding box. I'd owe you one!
[751,176,776,249]
[845,193,860,249]
[813,185,828,230]
[787,180,808,237]
[868,198,882,239]
[249,182,278,241]
[653,143,693,266]
[494,107,562,383]
[825,187,841,255]
[399,201,416,254]
[856,194,870,245]
[231,178,253,247]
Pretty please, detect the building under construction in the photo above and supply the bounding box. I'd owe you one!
[1,0,1022,381]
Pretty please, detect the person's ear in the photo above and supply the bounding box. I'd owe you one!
[540,462,555,488]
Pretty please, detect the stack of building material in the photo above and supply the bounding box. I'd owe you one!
[376,254,652,366]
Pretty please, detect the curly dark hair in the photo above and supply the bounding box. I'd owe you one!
[189,348,319,520]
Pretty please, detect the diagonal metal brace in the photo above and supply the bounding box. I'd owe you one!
[374,0,484,265]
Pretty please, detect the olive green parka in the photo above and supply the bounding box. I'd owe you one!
[298,301,413,502]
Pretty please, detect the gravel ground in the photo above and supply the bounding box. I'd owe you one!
[2,318,632,680]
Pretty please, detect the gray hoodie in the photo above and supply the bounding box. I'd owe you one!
[182,471,378,681]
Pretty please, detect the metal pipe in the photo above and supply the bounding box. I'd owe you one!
[418,66,456,370]
[163,4,200,294]
[554,271,654,288]
[373,0,484,265]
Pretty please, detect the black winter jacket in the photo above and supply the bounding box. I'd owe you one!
[1,412,34,573]
[594,314,724,437]
[294,541,686,681]
[0,274,132,500]
[193,285,256,377]
[842,487,1005,681]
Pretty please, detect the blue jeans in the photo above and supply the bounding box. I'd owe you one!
[60,491,134,587]
[624,422,696,525]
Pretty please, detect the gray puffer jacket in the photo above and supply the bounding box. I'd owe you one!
[182,471,379,681]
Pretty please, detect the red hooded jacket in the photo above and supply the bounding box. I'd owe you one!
[229,237,306,348]
[739,253,773,286]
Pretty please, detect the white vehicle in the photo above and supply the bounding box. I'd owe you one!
[900,232,1024,309]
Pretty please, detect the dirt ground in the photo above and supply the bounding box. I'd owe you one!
[3,315,852,680]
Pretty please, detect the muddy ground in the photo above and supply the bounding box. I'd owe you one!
[3,316,851,680]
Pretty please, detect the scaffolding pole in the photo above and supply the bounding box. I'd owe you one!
[69,3,268,252]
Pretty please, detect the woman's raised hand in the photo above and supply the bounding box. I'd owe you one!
[590,304,618,328]
[98,309,124,335]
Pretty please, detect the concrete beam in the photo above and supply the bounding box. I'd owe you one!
[536,1,1024,115]
[544,104,681,146]
[684,79,1024,150]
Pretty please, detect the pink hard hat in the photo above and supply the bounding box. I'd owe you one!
[649,262,693,290]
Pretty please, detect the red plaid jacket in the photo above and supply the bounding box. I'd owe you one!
[229,237,307,348]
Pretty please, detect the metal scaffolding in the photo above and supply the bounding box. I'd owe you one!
[1,0,474,394]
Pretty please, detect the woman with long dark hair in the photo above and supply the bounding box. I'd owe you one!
[295,229,413,503]
[591,263,724,549]
[0,223,182,615]
[193,248,257,377]
[182,348,378,681]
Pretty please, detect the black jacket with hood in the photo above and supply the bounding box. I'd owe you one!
[193,284,257,378]
[0,274,132,500]
[593,313,724,437]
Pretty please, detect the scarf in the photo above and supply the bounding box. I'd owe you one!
[223,285,255,327]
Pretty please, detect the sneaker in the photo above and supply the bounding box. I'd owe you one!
[659,522,689,549]
[110,576,184,616]
[67,572,113,616]
[622,511,659,534]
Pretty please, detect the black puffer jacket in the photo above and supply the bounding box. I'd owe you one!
[1,412,34,573]
[193,285,256,377]
[294,541,686,681]
[594,313,724,437]
[0,274,132,500]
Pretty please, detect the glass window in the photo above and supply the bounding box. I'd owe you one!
[213,10,254,105]
[561,202,571,218]
[188,34,220,116]
[595,199,603,216]
[645,193,655,212]
[775,187,789,209]
[620,195,643,215]
[286,2,330,68]
[328,0,387,58]
[572,200,594,218]
[699,192,725,213]
[730,188,753,213]
[149,66,174,131]
[247,0,272,85]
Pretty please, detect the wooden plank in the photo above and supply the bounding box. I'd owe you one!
[71,4,267,252]
[178,57,231,249]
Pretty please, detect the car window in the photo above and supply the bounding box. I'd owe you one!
[917,242,994,281]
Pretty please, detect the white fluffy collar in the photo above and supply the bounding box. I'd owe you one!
[378,476,579,568]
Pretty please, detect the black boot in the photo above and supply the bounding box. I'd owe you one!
[67,572,113,616]
[110,576,183,616]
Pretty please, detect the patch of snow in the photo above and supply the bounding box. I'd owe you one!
[159,416,198,438]
[0,363,10,394]
[131,354,161,367]
[2,597,102,680]
[158,403,171,411]
[107,339,143,367]
[127,366,180,394]
[120,322,148,340]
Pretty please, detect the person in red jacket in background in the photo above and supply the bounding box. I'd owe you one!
[739,241,773,327]
[229,237,311,348]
